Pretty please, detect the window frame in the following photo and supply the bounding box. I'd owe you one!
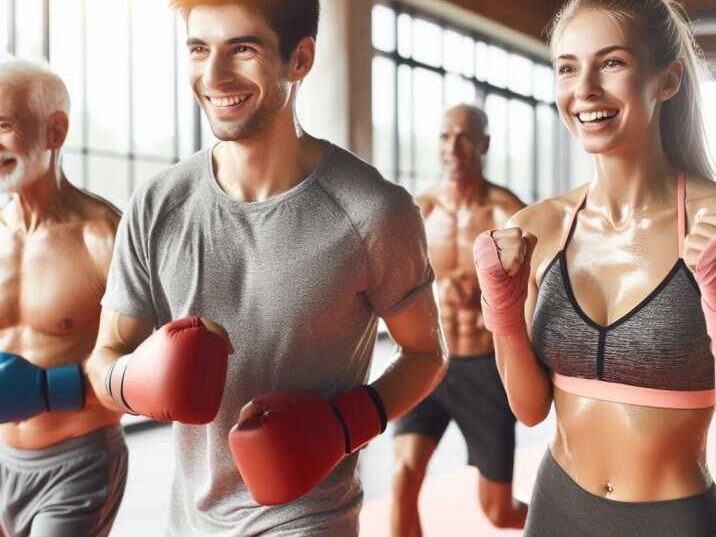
[372,1,564,201]
[3,0,203,207]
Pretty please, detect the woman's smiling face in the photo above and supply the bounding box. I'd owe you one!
[553,9,671,156]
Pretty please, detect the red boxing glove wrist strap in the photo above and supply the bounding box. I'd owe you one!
[331,385,387,454]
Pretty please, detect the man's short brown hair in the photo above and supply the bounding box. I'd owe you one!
[170,0,320,61]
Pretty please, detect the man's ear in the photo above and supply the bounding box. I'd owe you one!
[46,111,69,150]
[288,37,316,83]
[659,58,683,102]
[481,135,491,155]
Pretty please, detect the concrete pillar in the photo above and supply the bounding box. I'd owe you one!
[297,0,373,162]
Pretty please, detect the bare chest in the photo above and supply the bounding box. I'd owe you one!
[425,204,497,275]
[0,227,104,338]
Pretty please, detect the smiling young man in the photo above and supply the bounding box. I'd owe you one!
[85,1,447,535]
[0,60,126,537]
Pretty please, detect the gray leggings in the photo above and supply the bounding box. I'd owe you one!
[525,449,716,537]
[0,425,128,537]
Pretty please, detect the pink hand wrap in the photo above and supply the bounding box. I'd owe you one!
[473,231,530,338]
[694,238,716,355]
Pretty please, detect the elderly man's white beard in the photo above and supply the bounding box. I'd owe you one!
[0,146,51,194]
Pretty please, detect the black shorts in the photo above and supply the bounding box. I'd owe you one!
[393,353,516,482]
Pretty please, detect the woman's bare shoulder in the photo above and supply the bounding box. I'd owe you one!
[507,182,589,242]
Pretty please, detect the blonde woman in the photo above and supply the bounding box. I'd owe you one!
[473,1,716,534]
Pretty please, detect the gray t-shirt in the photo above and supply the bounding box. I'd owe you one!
[102,142,434,536]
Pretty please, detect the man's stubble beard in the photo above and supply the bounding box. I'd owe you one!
[206,83,291,142]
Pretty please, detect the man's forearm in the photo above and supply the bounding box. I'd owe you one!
[370,346,447,421]
[84,347,126,412]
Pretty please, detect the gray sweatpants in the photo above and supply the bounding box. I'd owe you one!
[0,425,128,537]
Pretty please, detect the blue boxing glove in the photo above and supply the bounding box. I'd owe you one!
[0,352,85,423]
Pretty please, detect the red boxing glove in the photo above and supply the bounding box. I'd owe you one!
[228,385,387,505]
[105,317,228,424]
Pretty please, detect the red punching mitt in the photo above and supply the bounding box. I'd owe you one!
[228,385,387,505]
[106,317,228,424]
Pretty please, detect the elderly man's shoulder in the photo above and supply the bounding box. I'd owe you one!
[485,182,526,212]
[68,186,121,244]
[39,184,121,272]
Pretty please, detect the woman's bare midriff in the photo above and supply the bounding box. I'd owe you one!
[551,387,713,501]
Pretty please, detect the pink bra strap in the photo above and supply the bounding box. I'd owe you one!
[559,186,589,251]
[677,172,686,259]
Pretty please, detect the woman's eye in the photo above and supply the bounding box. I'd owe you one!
[603,58,624,69]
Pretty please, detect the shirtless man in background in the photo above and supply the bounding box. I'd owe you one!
[0,60,126,537]
[391,104,527,535]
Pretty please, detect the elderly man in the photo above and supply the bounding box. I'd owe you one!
[0,60,125,537]
[391,104,527,535]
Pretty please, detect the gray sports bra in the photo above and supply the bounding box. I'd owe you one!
[531,174,714,409]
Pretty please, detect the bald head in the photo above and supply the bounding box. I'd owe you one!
[440,103,490,182]
[443,104,488,138]
[0,59,70,124]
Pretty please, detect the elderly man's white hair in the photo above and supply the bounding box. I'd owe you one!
[0,58,70,122]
